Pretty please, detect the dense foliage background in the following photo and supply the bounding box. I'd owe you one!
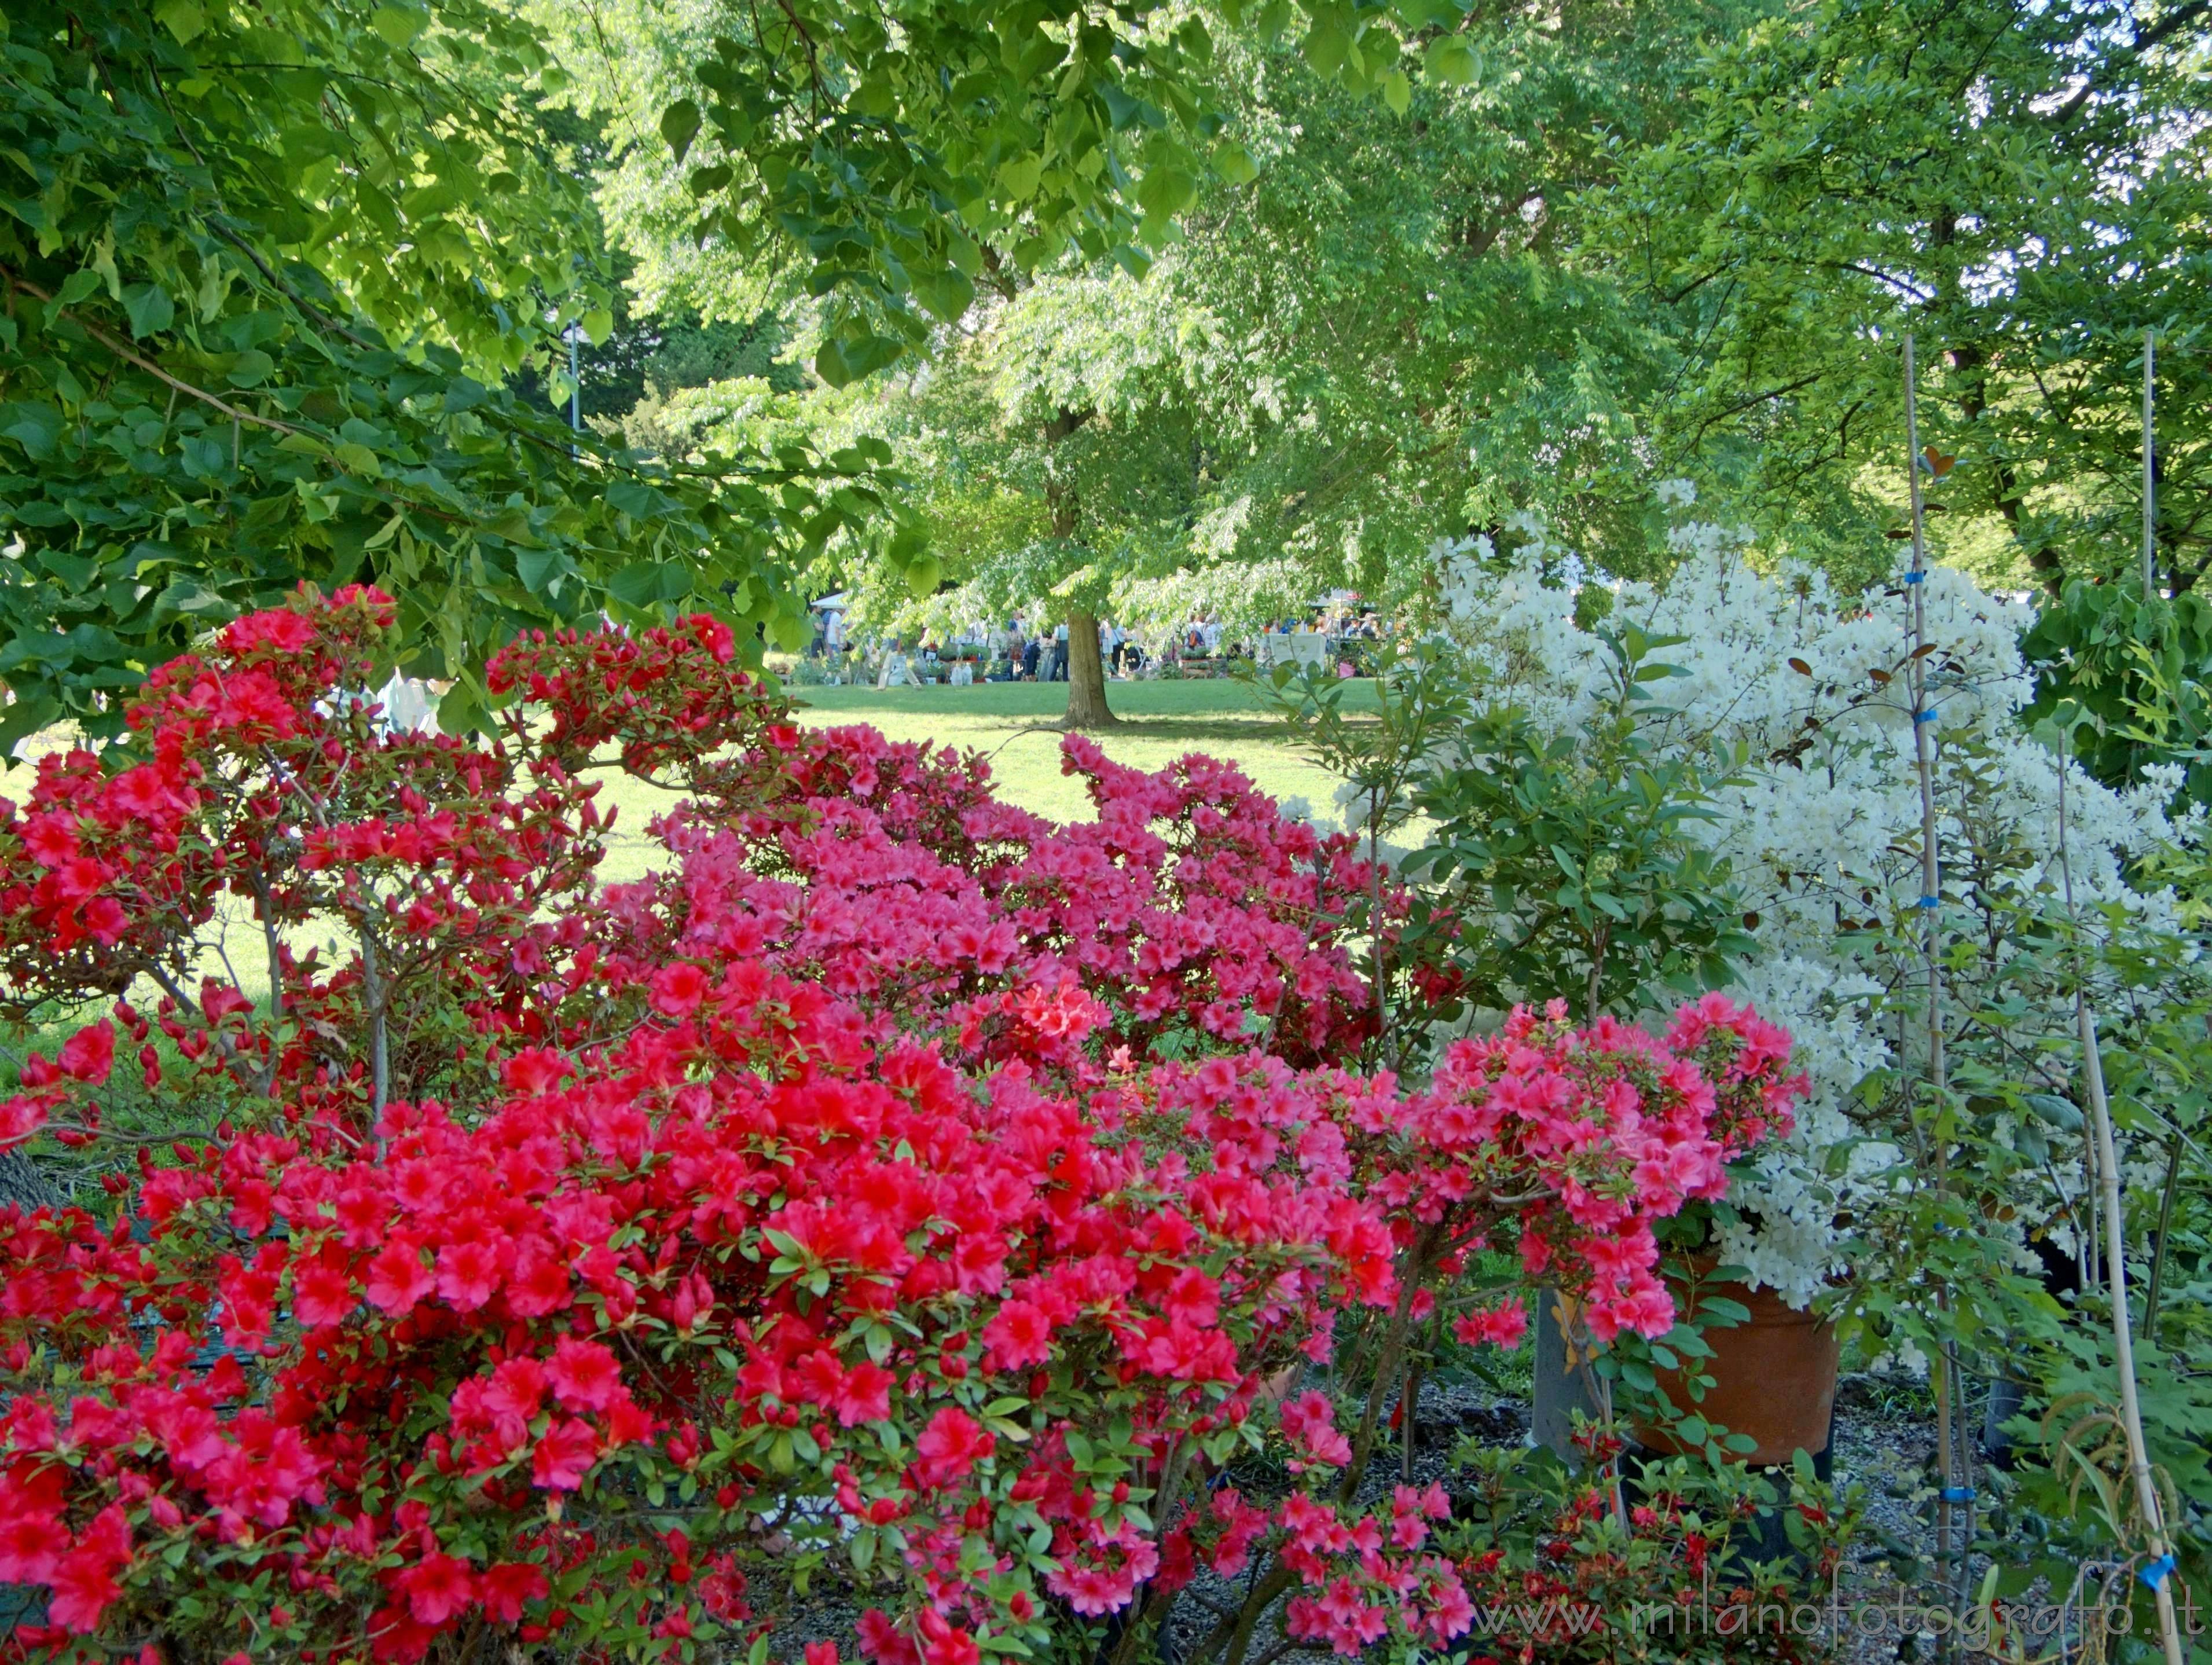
[8,0,2203,721]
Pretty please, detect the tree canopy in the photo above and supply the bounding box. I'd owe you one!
[1598,0,2212,589]
[6,0,2206,736]
[556,0,1776,720]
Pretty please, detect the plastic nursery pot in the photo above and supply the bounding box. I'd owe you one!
[1634,1261,1839,1466]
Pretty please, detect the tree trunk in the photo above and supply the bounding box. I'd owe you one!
[0,1148,58,1211]
[1950,338,2048,591]
[1062,607,1117,729]
[1038,406,1113,728]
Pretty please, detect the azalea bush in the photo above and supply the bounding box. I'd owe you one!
[0,592,1805,1664]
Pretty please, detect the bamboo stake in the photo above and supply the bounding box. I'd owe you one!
[2056,753,2186,1665]
[2143,330,2158,596]
[1903,335,1946,1102]
[1902,336,1971,1643]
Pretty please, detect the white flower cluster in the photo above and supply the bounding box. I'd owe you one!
[1434,525,2189,1303]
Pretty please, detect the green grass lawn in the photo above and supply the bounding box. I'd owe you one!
[785,677,1366,823]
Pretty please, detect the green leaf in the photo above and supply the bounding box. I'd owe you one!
[1099,83,1148,131]
[333,441,381,477]
[515,548,562,596]
[1136,166,1197,219]
[1397,0,1465,27]
[370,5,425,46]
[226,349,274,387]
[1382,68,1411,114]
[39,549,99,591]
[661,99,703,164]
[912,264,975,323]
[815,339,856,388]
[770,609,810,652]
[2023,1093,2083,1131]
[1,401,64,460]
[1422,35,1477,84]
[155,0,206,42]
[53,270,102,308]
[1305,21,1348,78]
[606,561,670,608]
[123,284,175,339]
[436,681,483,735]
[1211,141,1259,185]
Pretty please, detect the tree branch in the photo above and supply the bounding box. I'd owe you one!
[2,269,312,439]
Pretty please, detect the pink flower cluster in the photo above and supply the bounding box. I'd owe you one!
[1426,1001,1804,1342]
[0,594,1802,1664]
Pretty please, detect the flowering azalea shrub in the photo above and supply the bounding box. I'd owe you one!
[0,593,1804,1664]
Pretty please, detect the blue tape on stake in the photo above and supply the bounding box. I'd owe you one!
[1938,1487,1976,1503]
[1917,896,1940,910]
[1913,709,1939,723]
[2142,1554,2177,1591]
[1902,570,1928,584]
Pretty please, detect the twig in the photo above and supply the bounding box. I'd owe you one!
[2141,1133,2182,1345]
[1,269,312,438]
[2056,731,2187,1665]
[1902,336,1971,1643]
[143,961,272,1099]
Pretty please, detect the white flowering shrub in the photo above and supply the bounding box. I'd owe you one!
[1430,507,2193,1304]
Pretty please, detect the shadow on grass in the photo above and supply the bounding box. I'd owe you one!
[929,717,1383,757]
[788,679,1382,723]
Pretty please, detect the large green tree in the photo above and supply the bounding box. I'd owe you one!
[1598,0,2212,589]
[560,0,1769,724]
[947,0,1770,721]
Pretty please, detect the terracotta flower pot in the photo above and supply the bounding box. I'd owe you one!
[1635,1268,1839,1466]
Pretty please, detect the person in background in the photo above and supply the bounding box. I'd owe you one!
[1022,634,1042,681]
[1050,621,1069,682]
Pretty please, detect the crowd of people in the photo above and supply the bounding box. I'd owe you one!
[803,599,1397,687]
